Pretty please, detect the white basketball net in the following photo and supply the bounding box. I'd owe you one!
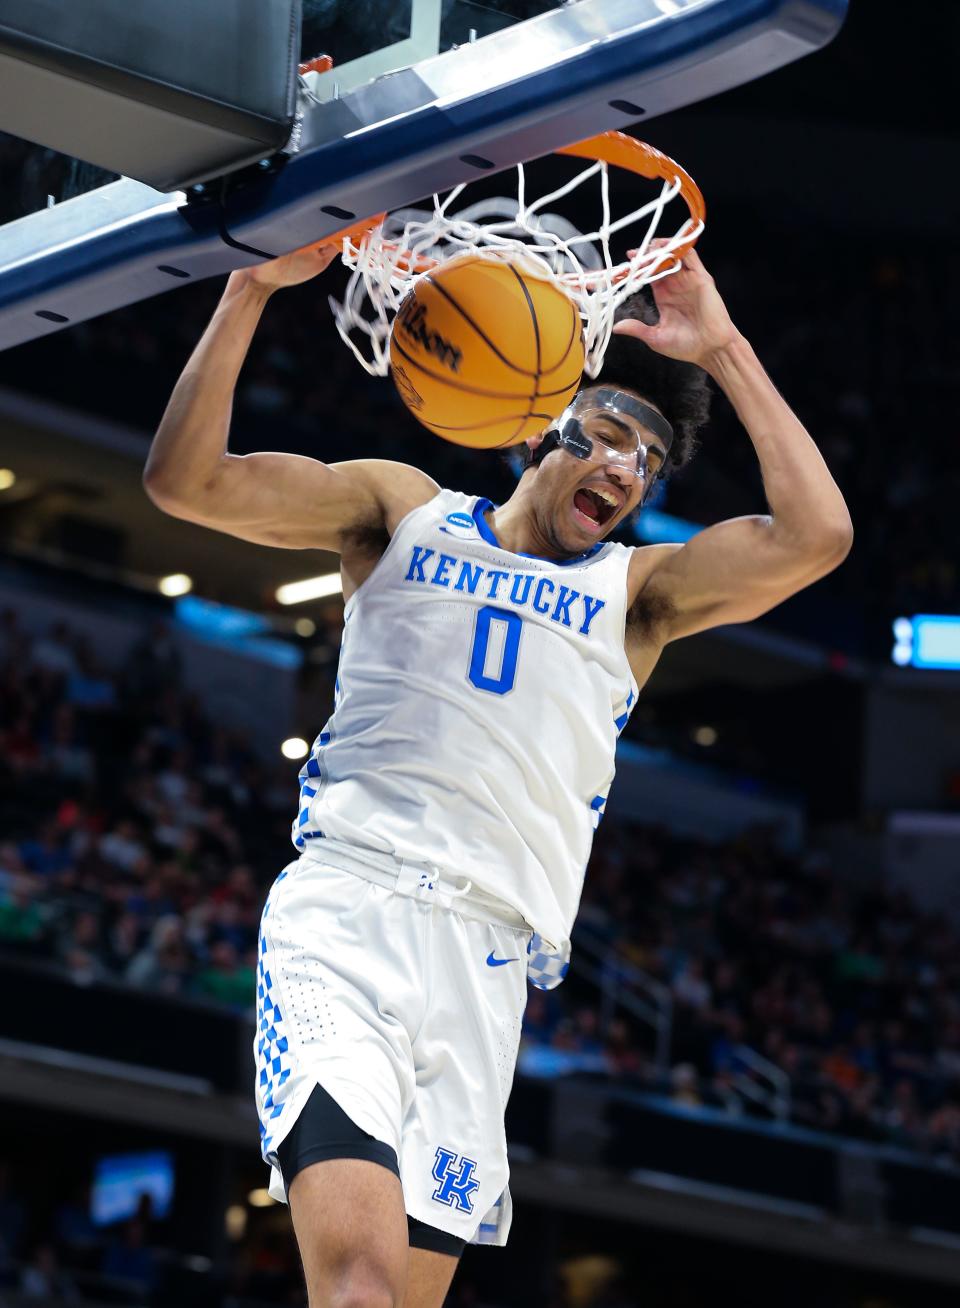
[329,153,704,379]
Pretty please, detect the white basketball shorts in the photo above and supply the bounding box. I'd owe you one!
[254,839,533,1247]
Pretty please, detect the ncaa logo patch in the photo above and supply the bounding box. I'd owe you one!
[431,1147,480,1213]
[439,511,477,539]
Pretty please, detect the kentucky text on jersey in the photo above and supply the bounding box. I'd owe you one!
[403,545,607,637]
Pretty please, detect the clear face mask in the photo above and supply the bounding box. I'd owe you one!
[541,387,674,498]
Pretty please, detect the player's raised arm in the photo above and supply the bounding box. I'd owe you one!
[142,242,438,551]
[622,247,854,641]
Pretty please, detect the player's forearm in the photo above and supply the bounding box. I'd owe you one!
[143,271,273,507]
[704,334,853,551]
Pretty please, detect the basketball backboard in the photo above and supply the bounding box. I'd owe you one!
[0,0,847,352]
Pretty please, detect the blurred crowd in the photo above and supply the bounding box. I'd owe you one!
[0,1159,525,1308]
[0,605,289,1013]
[3,598,960,1176]
[0,1172,162,1308]
[561,821,960,1162]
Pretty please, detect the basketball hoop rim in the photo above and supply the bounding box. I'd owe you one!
[321,131,704,278]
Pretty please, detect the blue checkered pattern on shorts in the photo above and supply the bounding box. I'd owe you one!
[256,870,293,1161]
[471,1190,505,1246]
[525,932,570,990]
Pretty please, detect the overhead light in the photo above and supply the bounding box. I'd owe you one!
[275,572,342,605]
[294,617,316,638]
[158,572,193,597]
[0,468,15,491]
[246,1189,276,1208]
[225,1205,247,1240]
[693,725,718,747]
[281,737,309,760]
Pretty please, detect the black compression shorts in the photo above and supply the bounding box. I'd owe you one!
[275,1081,467,1258]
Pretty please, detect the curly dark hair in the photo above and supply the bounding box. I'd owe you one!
[520,287,711,477]
[591,287,712,473]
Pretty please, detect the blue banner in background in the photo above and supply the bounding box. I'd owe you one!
[174,596,302,670]
[893,614,960,670]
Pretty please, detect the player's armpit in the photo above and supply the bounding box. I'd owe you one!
[145,454,439,552]
[629,513,852,643]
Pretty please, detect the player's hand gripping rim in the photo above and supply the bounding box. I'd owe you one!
[239,238,341,292]
[612,243,740,370]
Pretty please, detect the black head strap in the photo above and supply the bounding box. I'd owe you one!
[525,416,665,505]
[527,418,592,468]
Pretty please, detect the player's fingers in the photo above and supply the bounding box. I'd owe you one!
[626,239,673,257]
[626,245,690,274]
[310,240,341,261]
[611,318,655,340]
[679,245,706,272]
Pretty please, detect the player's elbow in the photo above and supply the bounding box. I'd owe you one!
[782,511,853,570]
[143,467,180,514]
[819,514,854,566]
[142,466,203,521]
[797,517,853,587]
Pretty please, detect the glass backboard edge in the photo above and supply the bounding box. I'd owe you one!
[0,0,847,352]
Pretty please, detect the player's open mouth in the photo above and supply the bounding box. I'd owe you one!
[572,485,622,533]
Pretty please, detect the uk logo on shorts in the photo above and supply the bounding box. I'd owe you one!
[431,1147,480,1213]
[439,511,477,539]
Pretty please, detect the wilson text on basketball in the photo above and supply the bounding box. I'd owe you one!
[395,301,463,373]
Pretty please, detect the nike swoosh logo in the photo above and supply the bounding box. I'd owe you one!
[486,952,519,967]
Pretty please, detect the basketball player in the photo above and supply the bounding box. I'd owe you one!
[143,238,852,1307]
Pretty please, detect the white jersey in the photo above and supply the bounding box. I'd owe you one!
[292,489,637,949]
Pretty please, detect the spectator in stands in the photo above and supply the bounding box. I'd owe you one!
[53,1181,102,1273]
[671,957,712,1012]
[928,1098,960,1161]
[98,819,149,874]
[3,710,42,774]
[31,621,78,677]
[42,704,96,785]
[569,1006,608,1061]
[65,639,117,713]
[0,874,49,957]
[882,1079,928,1151]
[104,909,146,977]
[100,1215,157,1298]
[18,1240,81,1302]
[120,621,183,702]
[670,1063,703,1108]
[605,1017,648,1083]
[126,916,193,995]
[56,908,110,985]
[18,818,75,878]
[191,939,255,1011]
[520,988,561,1046]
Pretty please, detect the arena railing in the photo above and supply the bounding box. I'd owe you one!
[725,1043,792,1123]
[572,924,791,1120]
[572,924,673,1073]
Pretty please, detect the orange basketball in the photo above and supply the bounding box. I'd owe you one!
[389,255,584,448]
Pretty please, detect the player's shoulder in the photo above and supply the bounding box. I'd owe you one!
[386,481,481,525]
[328,458,442,534]
[625,541,685,606]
